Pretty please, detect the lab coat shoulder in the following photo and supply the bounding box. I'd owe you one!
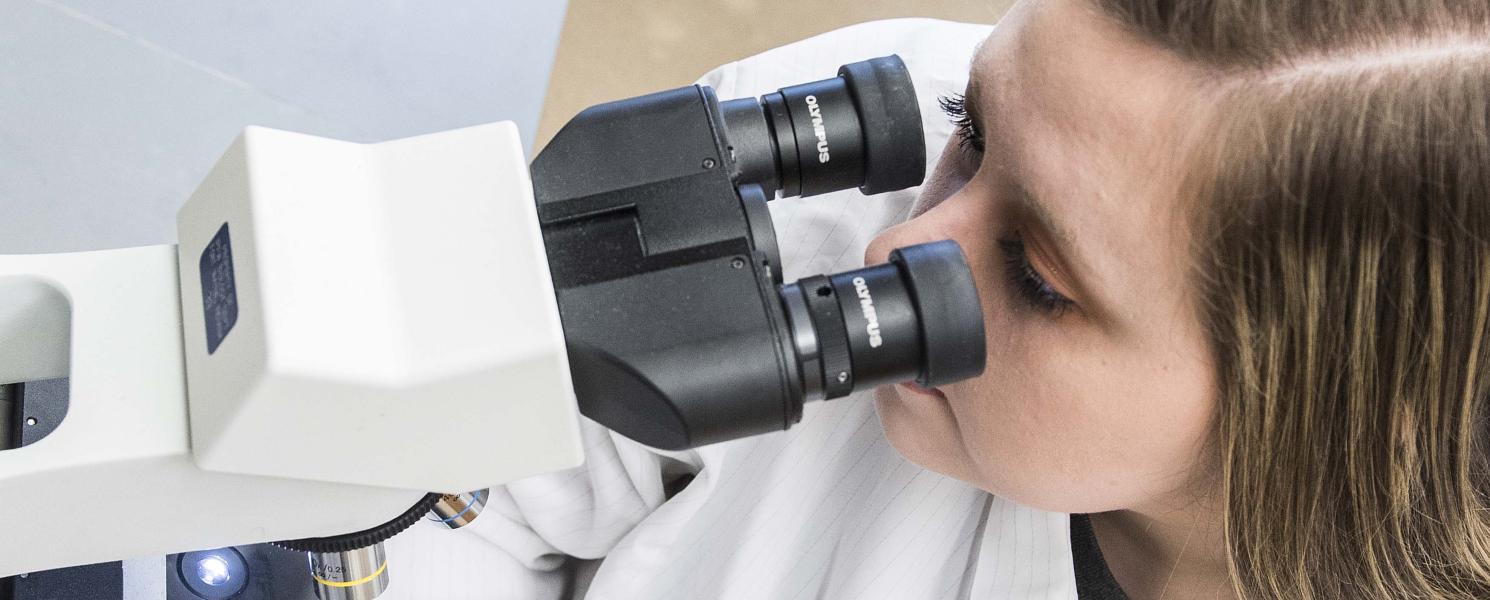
[471,417,704,562]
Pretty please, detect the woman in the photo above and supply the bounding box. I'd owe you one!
[394,2,1490,598]
[870,0,1490,597]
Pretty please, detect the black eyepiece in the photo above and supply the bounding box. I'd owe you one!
[779,240,986,401]
[719,55,926,199]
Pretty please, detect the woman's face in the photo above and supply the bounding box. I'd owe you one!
[866,0,1219,513]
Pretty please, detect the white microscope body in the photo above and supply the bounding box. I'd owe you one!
[0,122,585,577]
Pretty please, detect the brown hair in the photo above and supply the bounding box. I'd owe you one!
[1089,1,1490,597]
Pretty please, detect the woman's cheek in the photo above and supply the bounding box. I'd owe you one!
[942,282,1035,468]
[937,241,1109,507]
[872,384,979,483]
[874,240,1001,477]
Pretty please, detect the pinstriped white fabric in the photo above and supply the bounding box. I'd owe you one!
[383,18,1078,600]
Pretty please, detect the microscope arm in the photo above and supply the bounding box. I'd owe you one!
[0,245,421,577]
[0,122,587,576]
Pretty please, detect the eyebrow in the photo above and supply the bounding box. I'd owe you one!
[1015,179,1105,314]
[1013,183,1079,259]
[968,39,988,70]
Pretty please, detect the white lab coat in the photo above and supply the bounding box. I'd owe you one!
[385,18,1079,600]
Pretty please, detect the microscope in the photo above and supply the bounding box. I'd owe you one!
[0,55,984,599]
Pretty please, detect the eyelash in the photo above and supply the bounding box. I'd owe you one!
[998,234,1075,317]
[938,93,986,154]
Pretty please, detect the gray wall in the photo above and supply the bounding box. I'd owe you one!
[0,0,568,253]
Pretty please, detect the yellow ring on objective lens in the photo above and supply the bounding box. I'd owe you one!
[312,560,387,588]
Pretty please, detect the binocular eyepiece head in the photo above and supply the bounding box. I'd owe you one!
[720,55,927,199]
[531,54,986,450]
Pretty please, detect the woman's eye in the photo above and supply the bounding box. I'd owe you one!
[998,234,1075,317]
[938,93,986,154]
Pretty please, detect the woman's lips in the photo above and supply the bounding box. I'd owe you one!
[898,381,947,400]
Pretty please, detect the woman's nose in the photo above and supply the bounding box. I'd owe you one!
[865,209,947,267]
[866,140,975,267]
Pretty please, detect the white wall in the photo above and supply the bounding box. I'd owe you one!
[0,0,568,253]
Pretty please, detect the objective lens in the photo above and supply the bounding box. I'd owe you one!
[720,55,926,199]
[308,543,389,600]
[779,240,986,401]
[429,489,487,529]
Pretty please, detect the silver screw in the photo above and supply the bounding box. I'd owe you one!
[837,372,848,383]
[702,158,717,169]
[730,257,746,269]
[25,417,37,426]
